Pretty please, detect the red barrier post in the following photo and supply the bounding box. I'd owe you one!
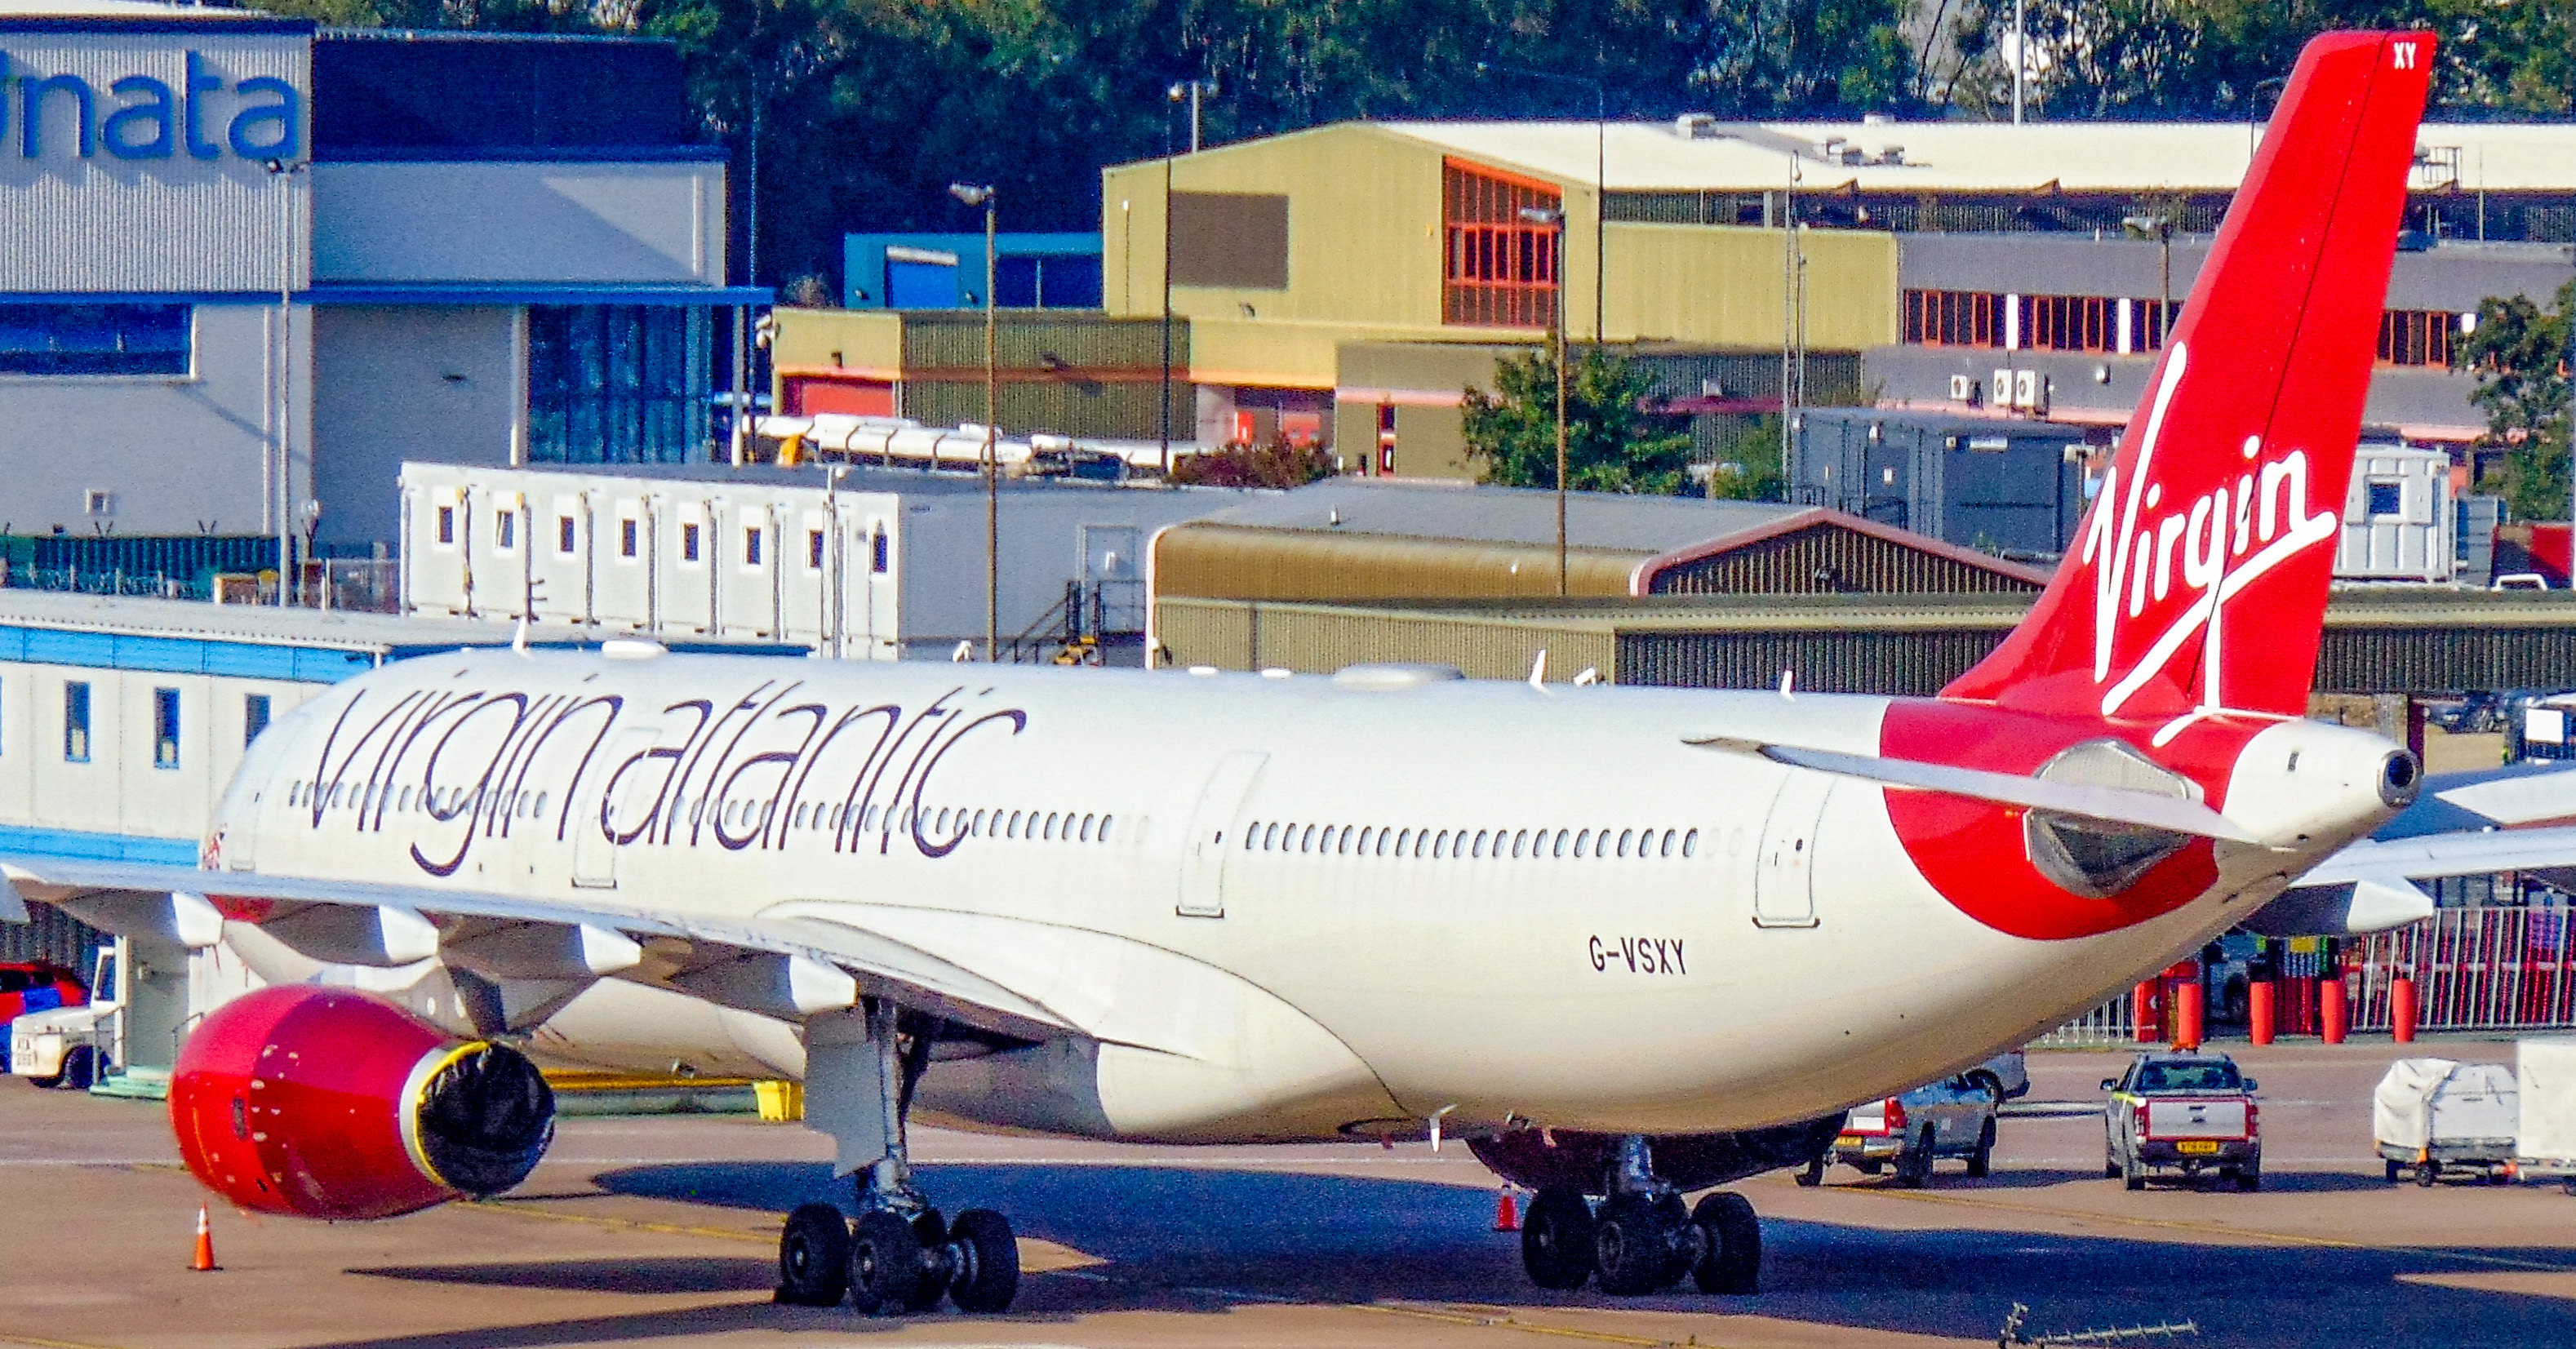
[2321,975,2350,1045]
[2248,978,2276,1045]
[2133,981,2161,1043]
[2174,978,2205,1050]
[2392,973,2418,1043]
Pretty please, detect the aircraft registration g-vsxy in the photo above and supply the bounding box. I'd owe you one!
[0,29,2439,1313]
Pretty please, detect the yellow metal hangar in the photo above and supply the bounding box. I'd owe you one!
[773,117,2576,475]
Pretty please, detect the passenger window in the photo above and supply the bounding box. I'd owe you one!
[1081,813,1095,841]
[1683,828,1699,857]
[1472,830,1488,859]
[1244,819,1259,850]
[1396,828,1412,854]
[1573,829,1588,858]
[1264,822,1281,850]
[1619,828,1633,858]
[972,808,986,836]
[1046,812,1060,840]
[1338,825,1352,854]
[1100,815,1114,842]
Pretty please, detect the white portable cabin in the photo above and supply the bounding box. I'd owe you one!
[2337,445,2455,584]
[399,464,904,657]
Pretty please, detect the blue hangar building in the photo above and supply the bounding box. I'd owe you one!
[0,2,764,563]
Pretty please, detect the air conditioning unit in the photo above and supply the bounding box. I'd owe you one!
[1948,374,1978,404]
[2013,369,2040,410]
[1992,369,2014,409]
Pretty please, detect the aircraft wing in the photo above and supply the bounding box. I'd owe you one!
[0,854,1075,1044]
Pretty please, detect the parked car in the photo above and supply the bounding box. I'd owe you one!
[2103,1051,2262,1191]
[1965,1049,2031,1103]
[7,948,109,1090]
[1812,1072,2001,1187]
[0,961,86,1073]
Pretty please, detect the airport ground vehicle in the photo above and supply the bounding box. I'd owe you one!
[7,947,111,1089]
[2105,1053,2263,1191]
[2375,1058,2517,1185]
[0,959,85,1072]
[1814,1073,2001,1187]
[0,32,2445,1315]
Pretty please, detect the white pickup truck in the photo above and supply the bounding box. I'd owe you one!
[9,947,119,1091]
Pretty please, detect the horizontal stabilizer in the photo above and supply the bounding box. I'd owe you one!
[1688,739,2259,844]
[2300,825,2576,885]
[2241,875,2435,937]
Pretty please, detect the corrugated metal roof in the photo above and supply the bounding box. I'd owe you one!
[1358,120,2576,195]
[1188,477,1806,553]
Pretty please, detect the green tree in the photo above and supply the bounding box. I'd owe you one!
[1463,345,1694,495]
[1704,413,1786,501]
[2460,280,2575,522]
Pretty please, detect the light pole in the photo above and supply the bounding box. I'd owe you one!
[264,158,305,605]
[1518,206,1570,597]
[951,182,1000,662]
[1478,64,1606,345]
[2123,211,2175,348]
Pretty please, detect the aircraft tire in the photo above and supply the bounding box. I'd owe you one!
[1689,1191,1760,1295]
[1521,1187,1596,1291]
[1592,1192,1684,1295]
[848,1209,927,1316]
[947,1209,1020,1314]
[899,1210,948,1313]
[775,1203,852,1307]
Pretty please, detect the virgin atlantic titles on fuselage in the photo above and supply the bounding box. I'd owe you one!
[0,29,2437,1313]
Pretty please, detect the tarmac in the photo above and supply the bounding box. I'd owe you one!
[4,1037,2573,1349]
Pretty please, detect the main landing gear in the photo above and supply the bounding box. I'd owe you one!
[1520,1136,1761,1296]
[775,1001,1021,1316]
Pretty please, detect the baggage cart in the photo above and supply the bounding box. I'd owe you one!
[2374,1058,2517,1186]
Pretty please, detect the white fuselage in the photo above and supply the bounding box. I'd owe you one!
[208,649,2371,1144]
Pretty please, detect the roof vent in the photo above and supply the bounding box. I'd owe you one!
[1673,113,1720,139]
[1878,145,1905,166]
[1332,663,1466,690]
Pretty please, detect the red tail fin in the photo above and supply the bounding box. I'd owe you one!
[1942,32,2435,723]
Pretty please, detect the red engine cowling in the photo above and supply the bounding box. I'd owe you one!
[171,985,555,1220]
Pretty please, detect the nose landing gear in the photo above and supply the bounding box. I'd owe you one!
[775,1000,1022,1316]
[1517,1136,1764,1296]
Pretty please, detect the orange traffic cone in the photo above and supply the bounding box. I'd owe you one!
[192,1205,219,1271]
[1493,1186,1521,1232]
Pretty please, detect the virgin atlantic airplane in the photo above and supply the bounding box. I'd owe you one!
[2,29,2435,1314]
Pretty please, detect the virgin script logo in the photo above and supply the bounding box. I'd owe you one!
[2080,343,2341,722]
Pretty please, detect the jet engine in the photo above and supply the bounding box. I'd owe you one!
[171,985,555,1220]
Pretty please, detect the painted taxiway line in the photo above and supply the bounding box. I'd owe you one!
[1845,1186,2576,1273]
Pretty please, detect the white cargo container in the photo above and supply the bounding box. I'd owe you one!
[2337,444,2455,583]
[2516,1037,2576,1192]
[2374,1058,2518,1184]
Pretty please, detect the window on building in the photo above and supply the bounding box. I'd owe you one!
[1903,290,2005,347]
[153,688,180,769]
[1441,158,1561,330]
[495,509,517,551]
[620,517,639,557]
[0,303,190,376]
[63,681,89,762]
[2367,480,2405,517]
[2378,309,2458,367]
[681,521,701,562]
[526,304,712,464]
[245,694,272,746]
[744,526,763,567]
[871,530,889,574]
[557,515,578,554]
[435,505,455,545]
[808,529,826,570]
